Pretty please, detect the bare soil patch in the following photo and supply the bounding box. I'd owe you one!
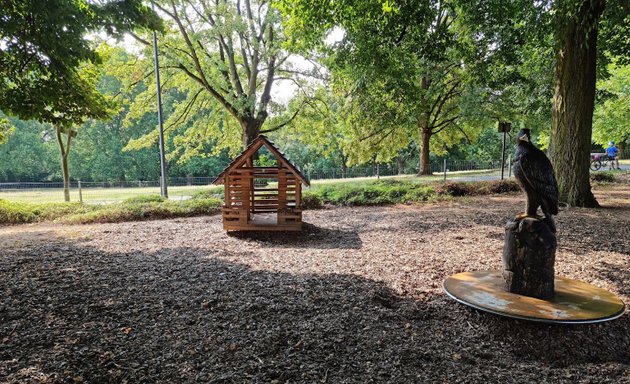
[1,182,629,383]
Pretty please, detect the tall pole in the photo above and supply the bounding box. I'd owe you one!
[152,2,168,198]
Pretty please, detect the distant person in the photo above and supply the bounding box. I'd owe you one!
[606,141,620,170]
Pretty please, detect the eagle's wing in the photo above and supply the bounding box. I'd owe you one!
[519,153,559,214]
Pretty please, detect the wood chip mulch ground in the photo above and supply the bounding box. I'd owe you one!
[1,180,629,383]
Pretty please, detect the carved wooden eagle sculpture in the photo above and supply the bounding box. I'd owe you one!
[512,129,559,223]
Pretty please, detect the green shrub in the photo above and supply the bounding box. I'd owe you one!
[403,186,436,202]
[591,172,616,183]
[123,194,166,204]
[480,179,521,194]
[35,202,95,220]
[436,182,475,197]
[436,180,520,196]
[63,197,223,224]
[301,192,323,209]
[0,199,37,224]
[0,200,95,224]
[191,187,223,200]
[307,180,437,207]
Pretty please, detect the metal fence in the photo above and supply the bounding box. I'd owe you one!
[5,155,624,204]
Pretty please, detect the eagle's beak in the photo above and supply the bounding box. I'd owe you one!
[519,134,529,142]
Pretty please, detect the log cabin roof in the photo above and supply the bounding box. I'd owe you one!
[212,135,310,186]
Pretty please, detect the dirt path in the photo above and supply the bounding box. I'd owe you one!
[1,182,629,383]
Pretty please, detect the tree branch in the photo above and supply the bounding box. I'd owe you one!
[128,31,151,46]
[432,115,459,134]
[429,80,461,128]
[166,88,203,129]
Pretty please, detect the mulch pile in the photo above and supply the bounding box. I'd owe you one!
[1,180,628,383]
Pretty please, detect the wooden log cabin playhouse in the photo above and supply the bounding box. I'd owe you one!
[212,135,310,231]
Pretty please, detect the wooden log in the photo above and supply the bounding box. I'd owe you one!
[502,216,556,300]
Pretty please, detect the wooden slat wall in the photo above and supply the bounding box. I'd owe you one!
[221,165,303,229]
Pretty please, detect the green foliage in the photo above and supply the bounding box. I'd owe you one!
[0,196,222,225]
[121,0,299,155]
[0,118,14,144]
[0,116,58,181]
[0,199,38,224]
[303,178,521,207]
[590,172,617,183]
[278,0,504,169]
[301,192,324,209]
[191,188,224,200]
[0,0,160,124]
[436,180,520,196]
[63,198,222,224]
[0,200,94,224]
[308,180,436,206]
[123,195,166,204]
[593,62,630,147]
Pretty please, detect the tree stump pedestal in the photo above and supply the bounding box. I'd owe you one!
[502,216,556,300]
[443,214,625,323]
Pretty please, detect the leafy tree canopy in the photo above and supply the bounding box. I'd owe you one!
[0,0,162,124]
[593,62,630,147]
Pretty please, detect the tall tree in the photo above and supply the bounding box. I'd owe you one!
[50,62,113,201]
[0,0,160,121]
[281,0,486,174]
[1,0,161,200]
[458,0,628,207]
[548,0,604,207]
[126,0,304,150]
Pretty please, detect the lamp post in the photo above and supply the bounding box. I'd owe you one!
[152,2,168,198]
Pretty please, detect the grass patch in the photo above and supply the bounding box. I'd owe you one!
[0,178,522,224]
[123,194,166,204]
[63,198,222,224]
[305,180,436,207]
[0,199,96,224]
[303,179,521,208]
[0,197,222,225]
[190,187,224,200]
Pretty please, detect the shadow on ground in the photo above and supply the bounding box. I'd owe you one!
[226,222,363,250]
[0,234,628,383]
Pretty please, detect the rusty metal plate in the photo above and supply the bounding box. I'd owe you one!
[443,271,625,324]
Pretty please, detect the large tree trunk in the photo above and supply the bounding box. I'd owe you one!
[55,125,73,202]
[417,76,432,176]
[549,0,604,207]
[241,117,264,149]
[340,153,348,178]
[61,154,70,202]
[418,119,432,175]
[397,155,405,175]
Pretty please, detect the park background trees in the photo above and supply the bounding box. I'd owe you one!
[0,0,628,207]
[0,0,161,200]
[457,0,629,206]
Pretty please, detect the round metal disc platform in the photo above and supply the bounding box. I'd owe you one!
[443,271,625,324]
